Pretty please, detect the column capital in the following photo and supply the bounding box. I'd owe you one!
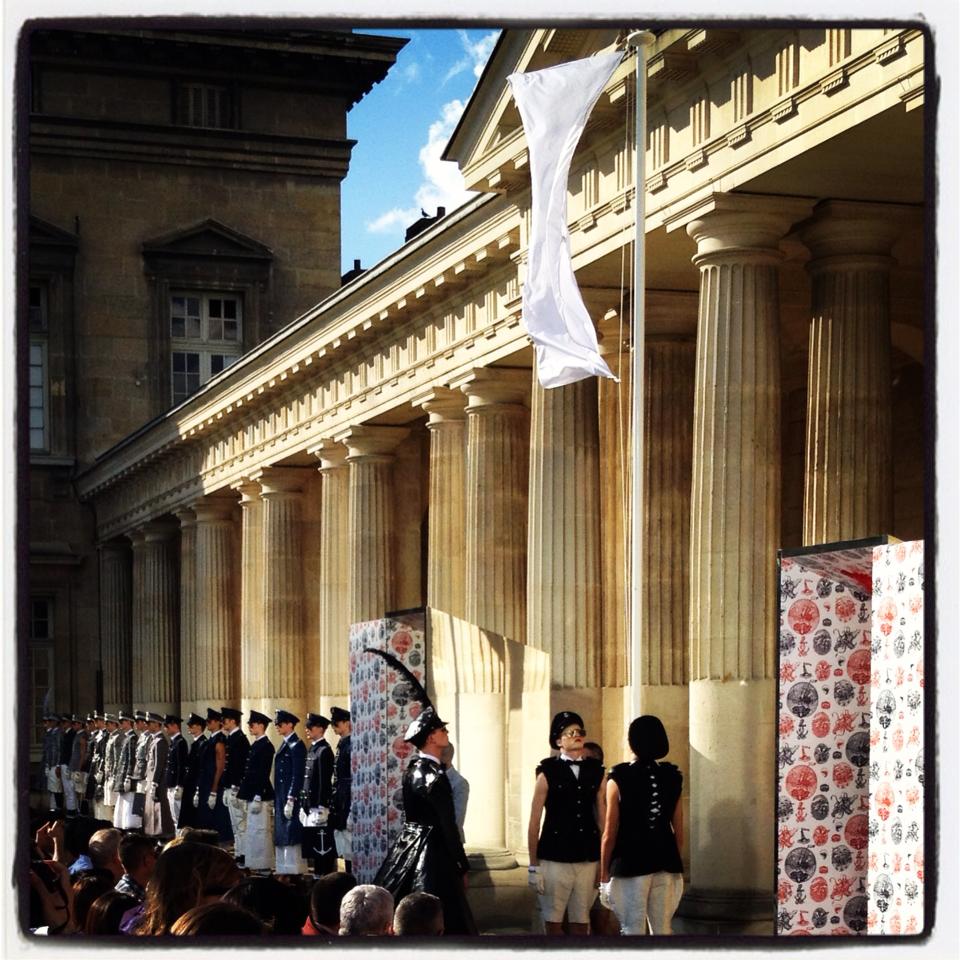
[683,193,814,265]
[98,537,131,556]
[450,366,530,409]
[579,285,624,322]
[797,199,919,266]
[412,386,467,424]
[309,439,348,473]
[252,465,312,498]
[191,494,237,523]
[230,480,262,506]
[334,424,410,461]
[174,506,197,528]
[141,518,180,543]
[597,309,631,355]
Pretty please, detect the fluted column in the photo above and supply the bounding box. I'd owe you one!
[453,368,530,645]
[175,508,196,715]
[415,388,467,619]
[192,496,239,707]
[684,195,811,927]
[100,539,132,713]
[799,200,910,543]
[255,467,312,722]
[337,425,410,624]
[311,441,350,718]
[232,482,264,722]
[527,372,602,728]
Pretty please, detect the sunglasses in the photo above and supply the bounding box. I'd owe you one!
[561,728,587,738]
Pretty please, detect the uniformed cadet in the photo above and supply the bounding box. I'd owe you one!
[330,706,353,872]
[143,712,171,837]
[195,707,232,844]
[74,714,95,815]
[86,712,108,818]
[61,715,82,816]
[130,710,151,824]
[220,707,250,849]
[162,714,188,828]
[42,715,63,813]
[300,713,336,876]
[273,709,307,874]
[112,711,141,830]
[177,712,207,831]
[98,713,120,820]
[236,709,275,872]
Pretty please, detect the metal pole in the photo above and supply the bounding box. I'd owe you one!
[626,30,654,721]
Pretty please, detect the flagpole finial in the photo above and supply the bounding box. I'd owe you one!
[624,30,656,50]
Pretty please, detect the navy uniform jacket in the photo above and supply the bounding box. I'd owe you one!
[330,735,352,830]
[59,728,76,766]
[273,733,306,847]
[237,736,275,801]
[177,734,207,829]
[222,728,250,791]
[301,739,334,810]
[196,730,232,841]
[164,733,188,789]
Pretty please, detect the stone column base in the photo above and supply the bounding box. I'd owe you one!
[675,886,774,936]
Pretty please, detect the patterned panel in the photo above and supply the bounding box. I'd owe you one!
[776,555,873,936]
[785,545,875,597]
[868,541,925,935]
[348,611,427,883]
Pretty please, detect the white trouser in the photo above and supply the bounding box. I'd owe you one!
[60,765,78,810]
[166,787,182,827]
[113,791,143,830]
[608,872,684,935]
[143,788,163,836]
[275,844,308,875]
[45,767,61,810]
[334,827,352,860]
[94,799,114,821]
[225,791,245,855]
[103,781,116,806]
[242,804,275,871]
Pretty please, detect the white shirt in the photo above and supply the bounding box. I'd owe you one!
[559,751,583,779]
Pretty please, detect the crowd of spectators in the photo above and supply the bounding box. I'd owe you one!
[26,812,452,939]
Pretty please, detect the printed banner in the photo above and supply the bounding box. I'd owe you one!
[348,611,427,883]
[867,541,925,935]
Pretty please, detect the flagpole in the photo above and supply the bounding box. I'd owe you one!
[626,30,654,722]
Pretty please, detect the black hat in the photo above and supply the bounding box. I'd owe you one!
[627,715,670,762]
[247,710,271,727]
[85,713,95,722]
[104,713,118,724]
[71,714,82,724]
[92,711,103,721]
[305,713,330,729]
[134,710,147,721]
[549,711,585,749]
[330,706,351,724]
[186,712,205,728]
[118,710,134,722]
[42,713,55,722]
[403,706,447,748]
[220,707,242,722]
[163,714,182,726]
[147,712,163,724]
[274,709,299,726]
[206,707,222,722]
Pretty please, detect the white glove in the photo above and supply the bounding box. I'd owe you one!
[207,792,217,810]
[298,806,308,827]
[135,781,146,794]
[123,778,132,793]
[173,786,183,802]
[599,880,613,910]
[283,797,295,820]
[345,811,353,831]
[229,785,239,807]
[192,790,200,808]
[95,771,104,784]
[73,771,82,785]
[528,866,545,894]
[249,797,262,815]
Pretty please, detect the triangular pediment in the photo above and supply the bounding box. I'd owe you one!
[29,215,79,249]
[443,28,621,175]
[142,218,272,261]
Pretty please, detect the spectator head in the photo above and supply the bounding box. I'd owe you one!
[627,714,669,762]
[63,816,103,862]
[136,841,242,935]
[175,827,221,847]
[583,741,604,765]
[72,873,114,931]
[170,902,265,936]
[84,890,138,935]
[88,827,123,881]
[339,884,394,936]
[308,871,357,934]
[394,892,444,936]
[222,876,307,935]
[118,834,159,886]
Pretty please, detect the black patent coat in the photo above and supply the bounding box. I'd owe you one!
[273,734,306,847]
[374,755,476,935]
[177,734,206,829]
[330,735,352,830]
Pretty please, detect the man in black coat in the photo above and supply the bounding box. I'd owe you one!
[177,713,206,830]
[220,706,249,848]
[162,714,188,829]
[375,707,476,935]
[236,710,275,871]
[330,706,353,872]
[299,713,336,876]
[273,708,307,874]
[196,707,232,844]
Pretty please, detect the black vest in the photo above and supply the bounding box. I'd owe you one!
[535,755,603,863]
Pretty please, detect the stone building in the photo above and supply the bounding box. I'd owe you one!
[24,26,405,756]
[30,25,926,932]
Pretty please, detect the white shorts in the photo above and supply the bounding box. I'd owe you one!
[538,859,598,924]
[608,871,684,935]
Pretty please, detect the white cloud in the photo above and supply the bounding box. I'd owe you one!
[367,206,420,235]
[401,60,421,84]
[443,29,499,85]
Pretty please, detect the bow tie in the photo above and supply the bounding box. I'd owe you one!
[562,758,581,766]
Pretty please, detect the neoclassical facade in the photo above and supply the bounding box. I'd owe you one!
[73,26,926,929]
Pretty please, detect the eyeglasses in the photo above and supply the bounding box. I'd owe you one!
[561,728,587,738]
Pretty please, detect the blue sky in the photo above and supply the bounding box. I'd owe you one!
[340,27,500,276]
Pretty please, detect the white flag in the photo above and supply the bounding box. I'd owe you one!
[508,51,622,389]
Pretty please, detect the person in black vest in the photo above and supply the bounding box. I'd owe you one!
[300,713,336,876]
[220,707,249,849]
[58,715,78,815]
[162,714,188,830]
[527,711,606,936]
[273,709,307,875]
[177,713,206,830]
[599,715,683,935]
[236,710,275,872]
[375,706,477,935]
[195,707,233,844]
[329,706,353,873]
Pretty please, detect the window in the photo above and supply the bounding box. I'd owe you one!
[170,292,242,404]
[29,340,48,451]
[177,83,234,129]
[30,597,55,756]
